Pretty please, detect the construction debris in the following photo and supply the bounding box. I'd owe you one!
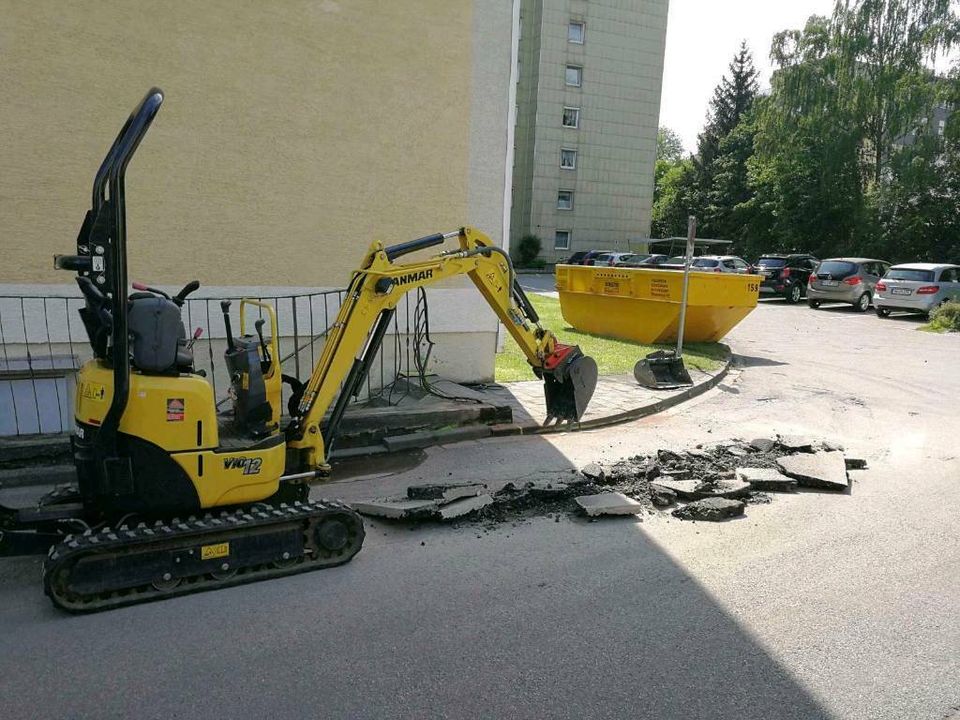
[353,435,863,529]
[777,451,849,491]
[575,492,645,517]
[672,497,745,521]
[407,482,485,502]
[777,435,816,452]
[438,494,494,520]
[580,463,606,482]
[652,477,751,500]
[353,498,439,520]
[845,457,867,470]
[527,481,570,497]
[650,485,677,507]
[735,467,797,492]
[749,437,777,453]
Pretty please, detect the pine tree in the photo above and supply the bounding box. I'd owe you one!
[696,42,759,172]
[691,42,759,236]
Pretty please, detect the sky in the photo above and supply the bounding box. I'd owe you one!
[659,0,838,153]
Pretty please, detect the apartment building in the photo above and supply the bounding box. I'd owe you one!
[510,0,669,262]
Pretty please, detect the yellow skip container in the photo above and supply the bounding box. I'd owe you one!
[555,265,759,343]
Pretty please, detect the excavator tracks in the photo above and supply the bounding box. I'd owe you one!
[42,500,364,613]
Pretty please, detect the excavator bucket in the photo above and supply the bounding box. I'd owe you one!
[633,349,692,389]
[543,346,598,423]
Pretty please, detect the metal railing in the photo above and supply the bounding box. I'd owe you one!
[0,289,421,436]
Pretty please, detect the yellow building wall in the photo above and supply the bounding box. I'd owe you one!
[0,0,474,287]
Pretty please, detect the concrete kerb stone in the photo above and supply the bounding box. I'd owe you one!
[499,345,733,438]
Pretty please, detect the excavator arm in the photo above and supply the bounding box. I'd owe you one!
[286,227,598,469]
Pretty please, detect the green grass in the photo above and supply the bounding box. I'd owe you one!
[495,294,727,382]
[920,300,960,333]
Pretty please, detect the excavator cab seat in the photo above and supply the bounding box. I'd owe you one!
[127,294,193,374]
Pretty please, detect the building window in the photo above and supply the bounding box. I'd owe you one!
[555,230,571,250]
[562,107,580,128]
[938,119,946,136]
[565,65,582,87]
[568,21,585,44]
[560,148,577,169]
[557,190,574,210]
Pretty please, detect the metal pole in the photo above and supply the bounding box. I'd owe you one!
[676,215,696,358]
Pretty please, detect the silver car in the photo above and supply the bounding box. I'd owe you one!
[807,258,890,312]
[592,252,636,267]
[690,255,753,274]
[874,263,960,317]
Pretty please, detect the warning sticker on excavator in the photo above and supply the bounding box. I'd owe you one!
[166,398,185,421]
[200,542,230,560]
[80,382,106,401]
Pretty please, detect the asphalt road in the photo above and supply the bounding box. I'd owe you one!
[2,297,959,719]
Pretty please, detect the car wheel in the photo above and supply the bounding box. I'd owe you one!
[786,283,802,303]
[808,299,821,309]
[875,307,891,318]
[854,293,871,312]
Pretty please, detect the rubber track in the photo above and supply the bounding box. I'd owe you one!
[42,499,364,613]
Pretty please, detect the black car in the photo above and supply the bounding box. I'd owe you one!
[563,250,609,265]
[755,254,819,303]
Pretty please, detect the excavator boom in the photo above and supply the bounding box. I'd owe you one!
[286,227,598,469]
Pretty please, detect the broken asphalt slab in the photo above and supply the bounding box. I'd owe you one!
[672,497,745,521]
[776,451,849,491]
[650,485,677,507]
[407,482,485,502]
[438,494,494,520]
[735,467,798,492]
[355,493,494,522]
[651,477,752,500]
[353,498,439,520]
[749,437,777,453]
[777,435,816,452]
[575,492,645,517]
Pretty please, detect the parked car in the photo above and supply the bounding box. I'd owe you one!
[615,253,651,267]
[807,258,891,312]
[690,255,753,274]
[755,254,819,303]
[564,250,592,265]
[634,254,671,267]
[591,252,637,267]
[563,250,609,265]
[873,263,960,317]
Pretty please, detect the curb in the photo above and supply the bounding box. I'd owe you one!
[488,345,732,438]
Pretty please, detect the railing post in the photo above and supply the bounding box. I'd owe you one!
[291,295,300,380]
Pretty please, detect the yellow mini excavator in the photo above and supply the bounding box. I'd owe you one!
[0,88,597,612]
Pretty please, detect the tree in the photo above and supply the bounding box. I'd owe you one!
[754,14,868,256]
[657,126,685,163]
[692,42,760,237]
[695,42,759,174]
[757,2,959,258]
[872,123,960,263]
[651,159,696,238]
[830,0,958,185]
[706,107,761,248]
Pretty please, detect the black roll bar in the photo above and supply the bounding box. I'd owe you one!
[96,88,164,480]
